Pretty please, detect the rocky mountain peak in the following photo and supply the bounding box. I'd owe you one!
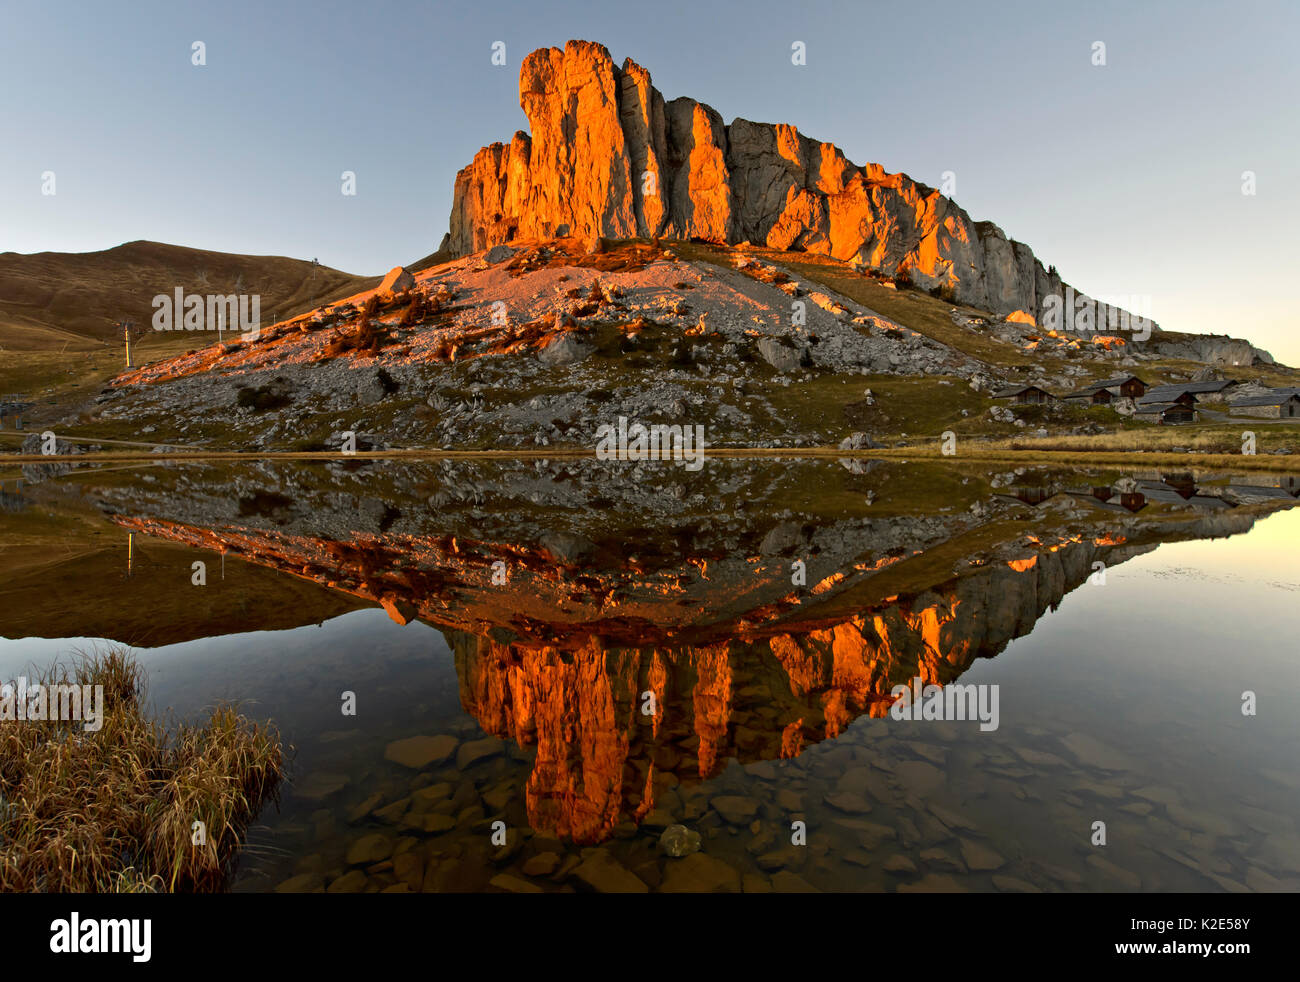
[448,40,1143,329]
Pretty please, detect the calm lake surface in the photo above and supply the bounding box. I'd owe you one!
[1,457,1297,893]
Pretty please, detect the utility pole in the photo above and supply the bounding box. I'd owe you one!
[117,319,136,368]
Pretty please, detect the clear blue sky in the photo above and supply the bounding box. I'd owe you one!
[3,0,1297,362]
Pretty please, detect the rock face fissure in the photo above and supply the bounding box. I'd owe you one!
[449,40,1135,325]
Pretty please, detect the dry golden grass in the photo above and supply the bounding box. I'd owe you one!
[0,648,283,892]
[863,446,1300,473]
[0,240,377,344]
[977,422,1300,454]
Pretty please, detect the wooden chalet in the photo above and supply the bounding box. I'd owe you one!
[992,384,1055,405]
[1229,392,1300,419]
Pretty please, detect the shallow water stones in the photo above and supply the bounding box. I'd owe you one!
[711,795,759,824]
[410,782,453,808]
[521,852,561,877]
[346,833,393,866]
[883,855,917,874]
[659,824,702,858]
[824,791,871,814]
[346,791,384,823]
[457,736,505,770]
[1086,854,1141,889]
[959,838,1005,871]
[482,782,515,813]
[1012,747,1065,768]
[775,789,803,811]
[402,811,456,834]
[894,760,944,795]
[1060,732,1137,772]
[571,851,648,893]
[930,804,979,832]
[992,875,1042,893]
[919,847,966,873]
[327,870,369,893]
[384,734,458,769]
[769,871,819,893]
[897,873,968,893]
[640,808,676,832]
[660,853,742,893]
[834,818,896,850]
[490,872,543,893]
[392,852,424,890]
[373,797,411,824]
[275,872,324,893]
[294,771,350,801]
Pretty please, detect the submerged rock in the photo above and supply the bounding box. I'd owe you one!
[659,824,701,858]
[571,851,648,893]
[660,852,741,893]
[384,734,458,769]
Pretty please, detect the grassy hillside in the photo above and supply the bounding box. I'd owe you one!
[0,239,382,428]
[0,239,377,345]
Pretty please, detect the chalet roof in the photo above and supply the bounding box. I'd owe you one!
[992,385,1052,398]
[1230,392,1300,407]
[1137,385,1202,405]
[1179,379,1237,393]
[1091,374,1148,388]
[1134,402,1183,413]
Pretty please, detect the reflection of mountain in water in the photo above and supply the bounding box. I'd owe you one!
[445,522,1210,841]
[28,459,1300,842]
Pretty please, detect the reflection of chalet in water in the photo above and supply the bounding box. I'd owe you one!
[992,385,1055,405]
[991,489,1059,508]
[0,488,28,513]
[1136,479,1232,510]
[1068,486,1148,513]
[1224,476,1300,503]
[1009,485,1056,505]
[1063,472,1258,513]
[991,481,1152,511]
[988,471,1296,515]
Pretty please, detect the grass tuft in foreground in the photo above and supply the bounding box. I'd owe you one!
[0,648,283,892]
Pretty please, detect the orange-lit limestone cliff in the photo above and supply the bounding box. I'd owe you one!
[449,40,1142,326]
